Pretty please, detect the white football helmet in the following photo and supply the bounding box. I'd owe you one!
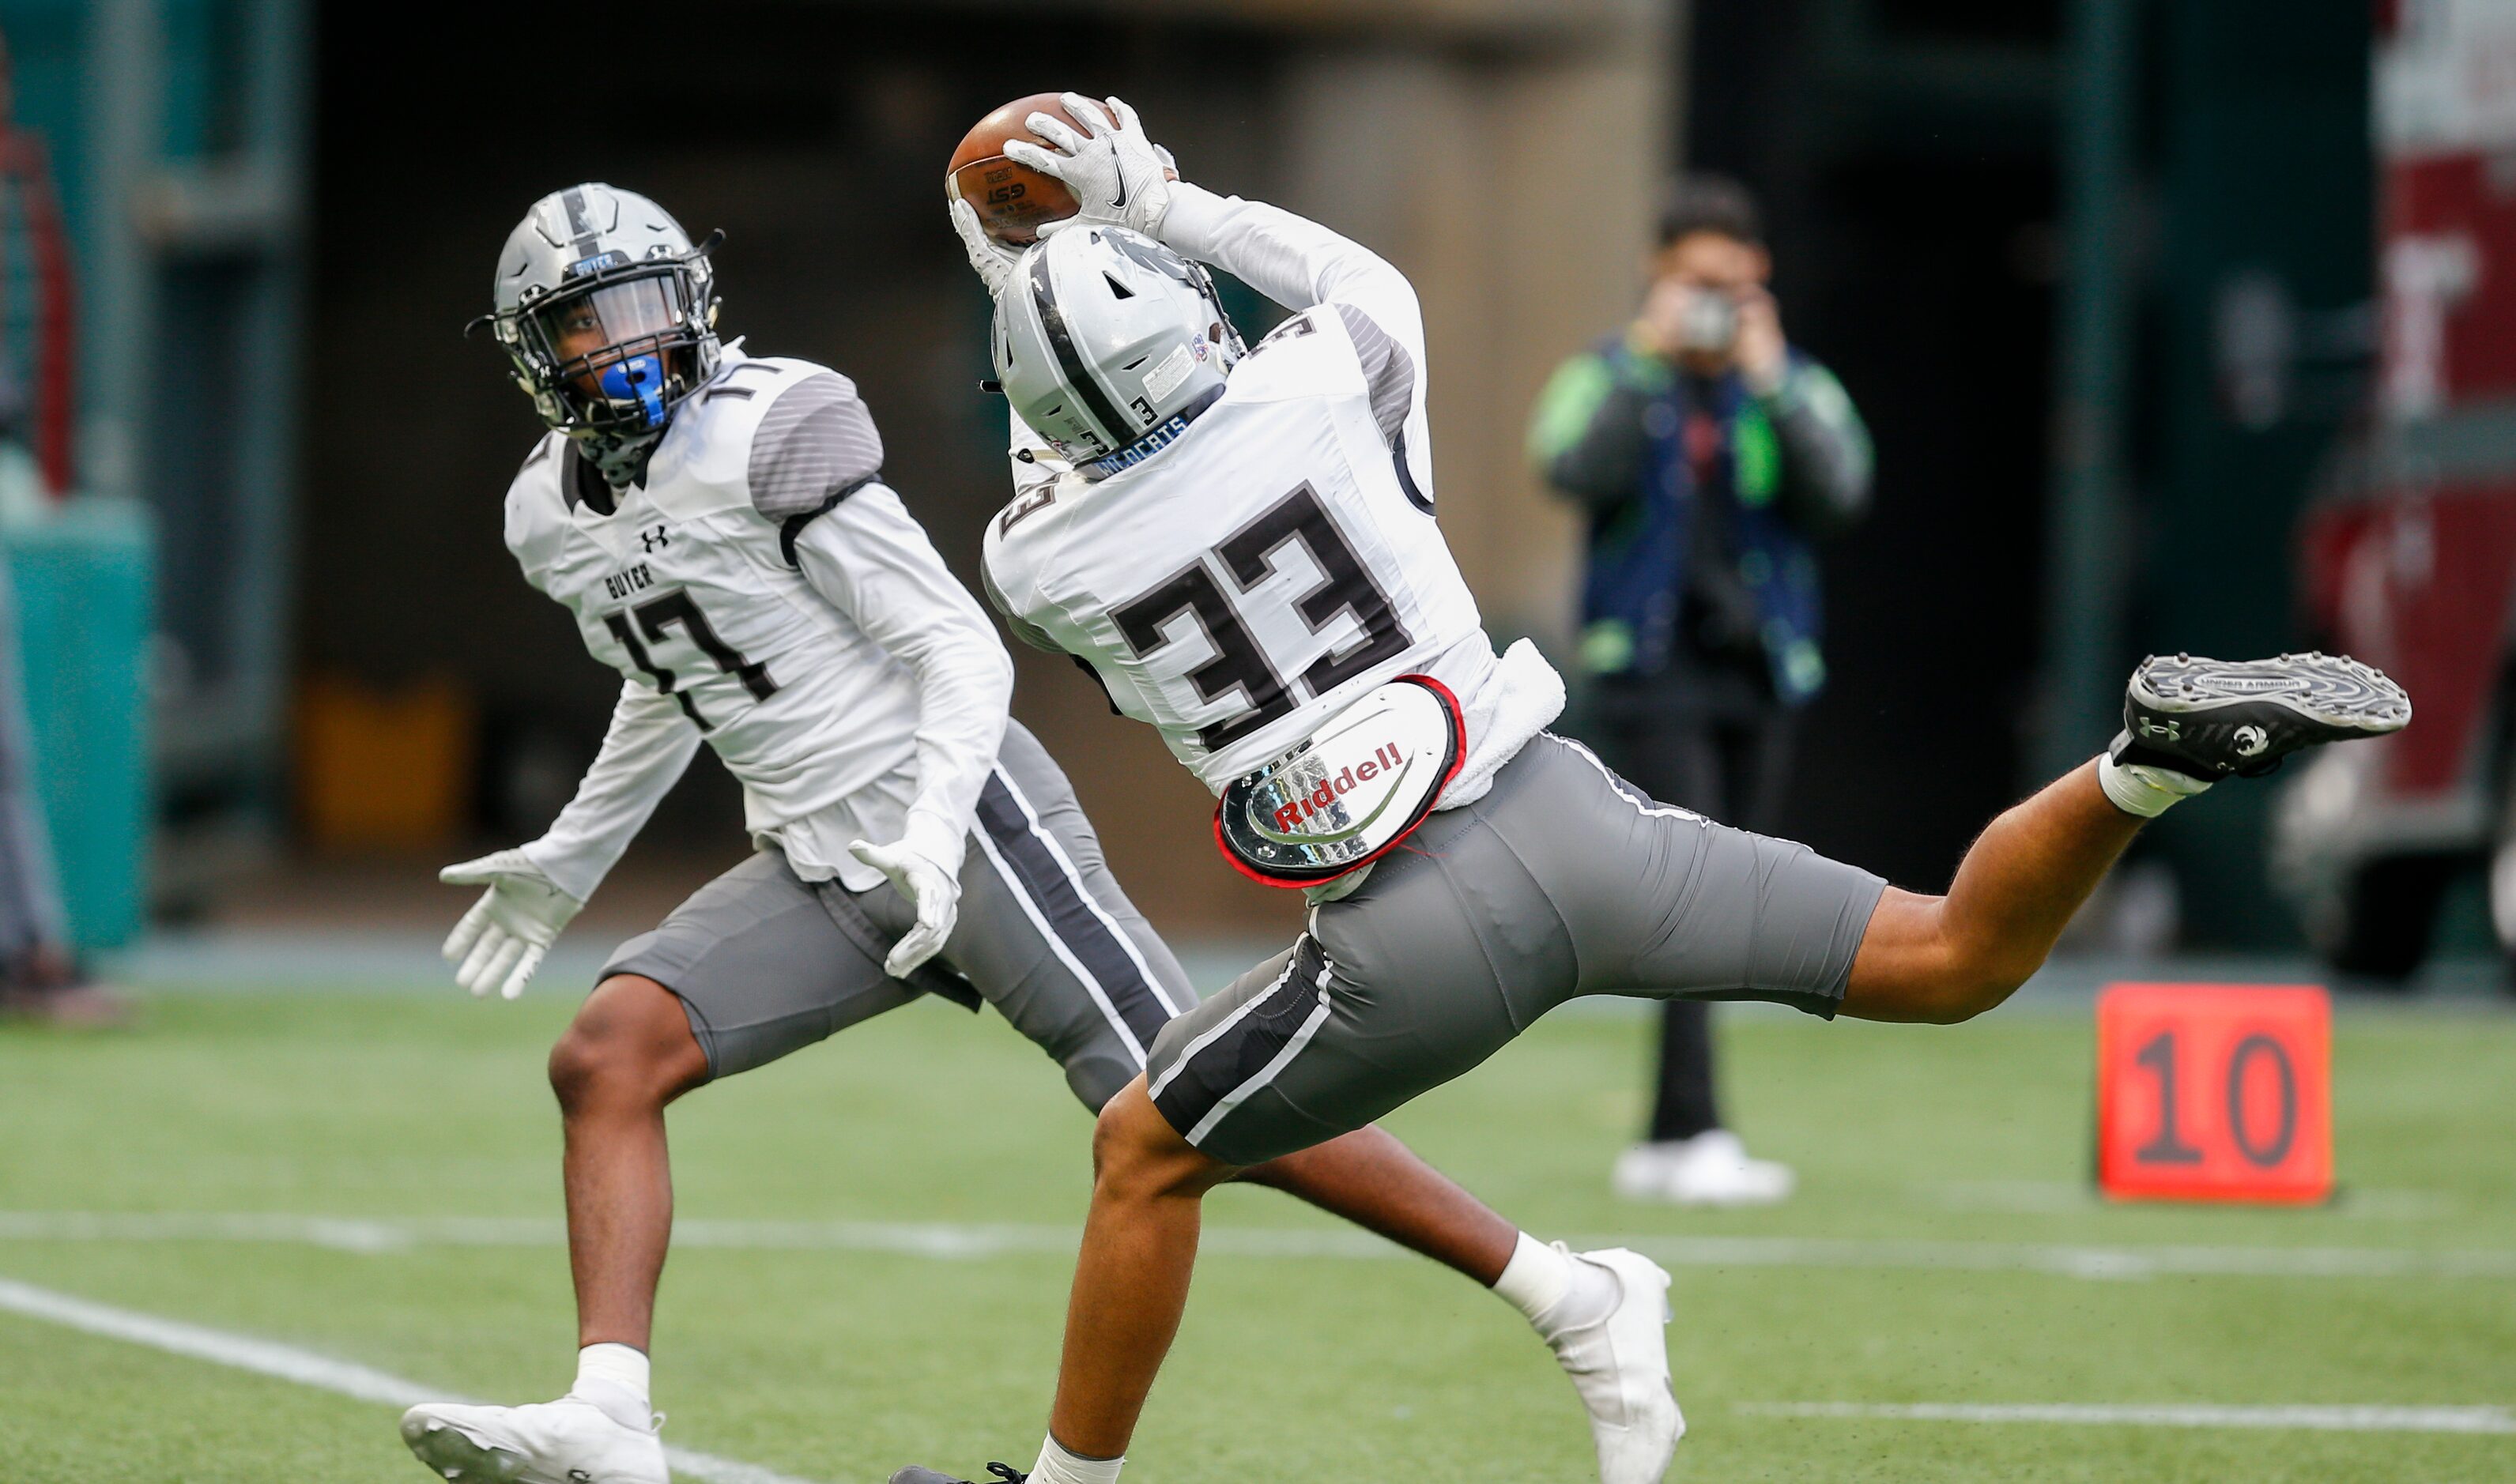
[993,224,1242,476]
[479,183,722,480]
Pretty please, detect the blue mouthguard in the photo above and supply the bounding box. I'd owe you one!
[600,354,669,428]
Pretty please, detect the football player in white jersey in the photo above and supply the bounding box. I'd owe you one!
[399,183,1680,1484]
[895,99,2412,1484]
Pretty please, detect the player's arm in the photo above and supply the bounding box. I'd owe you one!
[1158,182,1422,354]
[441,684,700,1000]
[1163,183,1437,503]
[745,369,1010,876]
[790,488,1013,982]
[516,683,702,901]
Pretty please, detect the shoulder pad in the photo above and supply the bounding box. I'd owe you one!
[747,368,885,521]
[638,356,836,520]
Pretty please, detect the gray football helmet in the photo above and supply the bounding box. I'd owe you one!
[993,225,1242,476]
[481,183,721,480]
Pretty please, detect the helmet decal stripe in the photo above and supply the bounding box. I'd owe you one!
[560,186,601,257]
[1026,250,1130,447]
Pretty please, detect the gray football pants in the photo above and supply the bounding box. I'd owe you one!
[1145,732,1888,1167]
[603,721,1195,1111]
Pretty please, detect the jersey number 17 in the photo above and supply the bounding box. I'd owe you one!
[603,590,779,730]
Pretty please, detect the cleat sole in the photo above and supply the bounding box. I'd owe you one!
[2130,652,2410,736]
[400,1414,530,1484]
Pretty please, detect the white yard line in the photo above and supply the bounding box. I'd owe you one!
[0,1275,824,1484]
[1741,1401,2516,1435]
[1922,1180,2462,1221]
[1,1210,2513,1281]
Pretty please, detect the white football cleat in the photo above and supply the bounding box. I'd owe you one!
[1613,1131,1795,1208]
[398,1396,668,1484]
[1547,1247,1684,1484]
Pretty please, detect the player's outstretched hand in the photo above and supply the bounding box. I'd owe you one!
[848,838,962,978]
[950,198,1021,299]
[1005,92,1175,240]
[439,849,584,1000]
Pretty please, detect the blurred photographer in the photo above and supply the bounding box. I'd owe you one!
[1529,174,1870,1205]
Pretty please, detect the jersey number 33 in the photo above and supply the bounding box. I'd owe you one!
[1111,484,1410,751]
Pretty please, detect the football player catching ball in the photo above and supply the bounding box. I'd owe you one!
[894,95,2411,1484]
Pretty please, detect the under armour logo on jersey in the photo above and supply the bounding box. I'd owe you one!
[639,524,670,553]
[2235,724,2269,757]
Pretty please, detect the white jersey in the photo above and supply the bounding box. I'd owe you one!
[504,348,1012,898]
[985,186,1560,799]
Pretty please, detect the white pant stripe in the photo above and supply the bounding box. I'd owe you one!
[988,766,1186,1018]
[969,772,1149,1066]
[1145,946,1301,1104]
[1185,957,1337,1147]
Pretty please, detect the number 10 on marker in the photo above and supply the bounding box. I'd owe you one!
[2095,983,2333,1204]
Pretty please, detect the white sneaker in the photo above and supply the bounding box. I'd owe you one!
[1546,1247,1684,1484]
[398,1396,668,1484]
[1613,1131,1794,1207]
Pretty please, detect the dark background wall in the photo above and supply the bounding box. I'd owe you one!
[1676,0,2370,940]
[1677,0,2060,895]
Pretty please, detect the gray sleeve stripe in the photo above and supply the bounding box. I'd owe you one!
[748,371,885,520]
[1333,303,1416,446]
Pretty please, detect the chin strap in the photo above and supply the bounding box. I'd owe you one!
[586,427,663,489]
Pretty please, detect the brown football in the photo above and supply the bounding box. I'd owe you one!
[948,92,1084,247]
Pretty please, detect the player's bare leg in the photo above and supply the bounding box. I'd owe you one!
[1048,1083,1234,1460]
[1843,652,2412,1023]
[547,972,714,1349]
[401,974,702,1483]
[1239,1126,1516,1282]
[1840,762,2141,1023]
[1033,1085,1671,1482]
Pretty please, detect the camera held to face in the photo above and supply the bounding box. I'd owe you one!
[1677,287,1739,357]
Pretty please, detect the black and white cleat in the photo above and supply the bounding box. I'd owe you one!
[2111,651,2411,782]
[888,1467,1026,1484]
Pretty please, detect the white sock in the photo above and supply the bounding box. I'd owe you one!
[1492,1232,1620,1341]
[1031,1433,1124,1484]
[2096,752,2214,819]
[569,1342,651,1429]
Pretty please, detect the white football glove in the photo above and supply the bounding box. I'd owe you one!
[949,196,1022,299]
[847,837,961,978]
[1003,93,1175,240]
[439,849,584,1000]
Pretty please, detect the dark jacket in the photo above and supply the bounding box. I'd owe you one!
[1529,329,1871,706]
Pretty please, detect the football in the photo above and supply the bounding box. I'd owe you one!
[948,92,1084,247]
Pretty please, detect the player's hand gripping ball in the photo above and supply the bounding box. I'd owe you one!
[948,92,1087,247]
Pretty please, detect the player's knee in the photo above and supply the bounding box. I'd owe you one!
[1090,1079,1210,1200]
[549,974,704,1112]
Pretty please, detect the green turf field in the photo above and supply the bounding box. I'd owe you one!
[2,985,2511,1482]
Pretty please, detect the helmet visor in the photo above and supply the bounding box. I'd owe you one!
[526,272,692,424]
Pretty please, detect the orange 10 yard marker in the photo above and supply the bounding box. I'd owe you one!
[2095,983,2332,1204]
